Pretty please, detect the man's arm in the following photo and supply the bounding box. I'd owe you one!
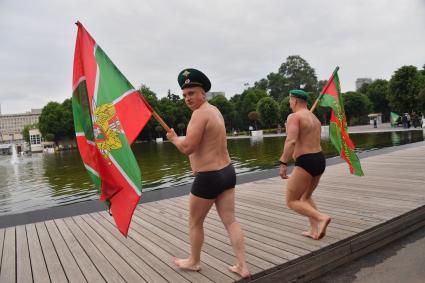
[166,110,206,155]
[280,114,300,163]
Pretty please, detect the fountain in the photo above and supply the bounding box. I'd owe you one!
[10,144,19,164]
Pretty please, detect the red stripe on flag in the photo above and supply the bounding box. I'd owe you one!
[115,91,152,144]
[73,22,98,109]
[76,136,99,172]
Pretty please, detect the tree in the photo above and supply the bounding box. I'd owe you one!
[154,125,163,138]
[210,95,236,131]
[177,123,186,136]
[38,101,65,144]
[343,92,372,125]
[278,55,318,94]
[363,79,391,121]
[138,85,159,141]
[266,72,288,101]
[22,123,38,142]
[240,88,266,125]
[388,65,425,114]
[61,98,75,139]
[248,111,260,130]
[256,97,279,128]
[167,89,180,102]
[279,97,291,125]
[253,78,268,91]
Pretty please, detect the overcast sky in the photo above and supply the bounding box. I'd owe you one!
[0,0,424,114]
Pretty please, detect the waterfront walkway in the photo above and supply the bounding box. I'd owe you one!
[0,144,424,282]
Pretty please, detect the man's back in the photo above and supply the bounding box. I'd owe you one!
[293,109,322,159]
[190,103,231,172]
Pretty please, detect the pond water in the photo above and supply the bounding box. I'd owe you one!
[0,130,423,215]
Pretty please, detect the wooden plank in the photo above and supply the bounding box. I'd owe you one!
[89,212,189,283]
[0,227,15,283]
[71,216,145,282]
[140,203,290,264]
[44,220,86,283]
[97,211,223,283]
[145,200,311,256]
[0,229,4,269]
[26,223,49,283]
[54,218,105,283]
[16,225,32,283]
[159,198,330,250]
[137,205,275,270]
[62,217,124,283]
[35,222,67,282]
[80,213,168,283]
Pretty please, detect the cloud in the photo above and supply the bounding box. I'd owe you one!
[0,0,424,114]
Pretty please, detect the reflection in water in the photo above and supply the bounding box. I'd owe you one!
[0,130,423,215]
[391,132,401,145]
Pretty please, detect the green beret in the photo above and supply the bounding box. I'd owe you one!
[289,89,308,100]
[178,68,211,92]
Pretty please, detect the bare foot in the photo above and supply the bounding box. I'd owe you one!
[316,216,331,240]
[228,264,251,279]
[173,257,201,271]
[302,230,317,239]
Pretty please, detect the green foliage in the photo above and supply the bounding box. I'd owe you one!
[278,55,318,93]
[362,79,390,121]
[256,97,279,128]
[247,111,260,130]
[177,123,186,135]
[37,58,425,138]
[45,133,55,141]
[209,95,236,130]
[279,97,291,123]
[38,99,74,144]
[154,125,163,138]
[22,123,38,142]
[343,92,372,125]
[388,66,425,114]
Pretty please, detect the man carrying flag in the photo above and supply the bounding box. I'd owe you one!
[278,89,331,240]
[72,22,153,236]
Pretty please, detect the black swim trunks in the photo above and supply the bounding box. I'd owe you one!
[191,163,236,199]
[295,152,326,177]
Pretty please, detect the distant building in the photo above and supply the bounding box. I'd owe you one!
[206,91,225,101]
[29,128,43,152]
[355,78,373,91]
[0,109,41,143]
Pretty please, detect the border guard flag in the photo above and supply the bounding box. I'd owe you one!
[318,68,364,176]
[72,22,152,236]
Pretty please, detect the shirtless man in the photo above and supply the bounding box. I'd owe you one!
[279,89,331,240]
[166,68,250,278]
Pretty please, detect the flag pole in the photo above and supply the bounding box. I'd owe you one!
[310,66,340,113]
[137,92,171,132]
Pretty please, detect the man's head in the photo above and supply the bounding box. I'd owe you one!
[178,68,211,110]
[289,89,308,111]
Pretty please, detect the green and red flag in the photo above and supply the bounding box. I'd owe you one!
[318,68,364,176]
[72,22,153,236]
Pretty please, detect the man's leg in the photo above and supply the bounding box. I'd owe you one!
[174,193,215,271]
[215,188,251,278]
[301,175,322,238]
[286,167,330,239]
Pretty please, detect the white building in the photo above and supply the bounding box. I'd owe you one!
[0,109,41,143]
[29,128,43,152]
[355,78,373,91]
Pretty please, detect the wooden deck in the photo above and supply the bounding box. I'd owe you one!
[1,144,424,282]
